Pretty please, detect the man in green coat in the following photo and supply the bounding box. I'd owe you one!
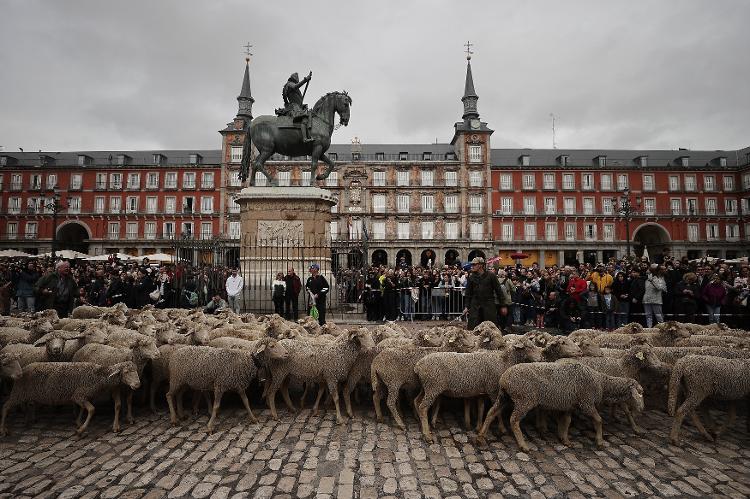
[463,257,504,330]
[35,260,79,318]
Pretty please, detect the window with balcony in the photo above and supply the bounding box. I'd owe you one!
[545,222,557,241]
[372,221,385,240]
[94,196,105,214]
[687,224,699,242]
[445,222,458,239]
[445,170,457,187]
[581,173,594,190]
[182,197,194,214]
[584,223,597,241]
[643,174,655,191]
[617,174,629,191]
[110,173,122,189]
[524,223,536,241]
[668,175,680,191]
[706,223,719,241]
[145,222,157,240]
[421,221,434,239]
[544,197,556,215]
[643,198,655,215]
[499,173,512,190]
[230,146,243,163]
[397,222,410,239]
[183,172,196,189]
[70,174,83,190]
[146,197,157,214]
[229,171,241,187]
[229,221,241,239]
[670,199,681,215]
[109,197,121,213]
[164,172,177,189]
[743,173,750,190]
[10,174,22,191]
[564,198,575,215]
[742,199,750,215]
[7,197,20,214]
[254,172,267,186]
[26,197,41,214]
[501,223,513,242]
[704,175,715,191]
[277,171,290,187]
[523,197,535,215]
[95,173,107,190]
[126,196,138,214]
[396,194,410,213]
[201,222,212,240]
[725,199,737,215]
[326,221,338,241]
[200,196,213,214]
[684,175,696,192]
[165,197,176,214]
[350,218,363,240]
[421,194,434,213]
[163,222,175,239]
[602,197,613,215]
[421,170,434,187]
[726,224,739,241]
[373,170,386,186]
[723,175,734,191]
[46,174,57,190]
[126,222,138,240]
[705,198,717,215]
[470,222,483,240]
[202,172,215,189]
[565,223,576,241]
[686,198,697,216]
[108,222,120,240]
[543,173,555,190]
[444,194,458,213]
[600,173,612,191]
[25,222,38,239]
[127,173,140,189]
[331,195,338,213]
[29,174,42,190]
[603,224,614,242]
[500,197,512,215]
[562,174,575,190]
[396,170,409,187]
[469,145,482,163]
[372,194,386,213]
[469,195,483,214]
[7,222,18,239]
[522,174,535,190]
[325,171,338,187]
[229,197,240,214]
[68,197,81,214]
[181,222,194,238]
[469,170,483,187]
[583,198,594,215]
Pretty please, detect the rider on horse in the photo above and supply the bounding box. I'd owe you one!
[276,71,313,143]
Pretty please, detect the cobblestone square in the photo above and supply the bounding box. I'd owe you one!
[1,401,748,498]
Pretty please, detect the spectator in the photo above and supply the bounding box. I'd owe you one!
[559,295,583,334]
[643,264,667,327]
[543,290,560,328]
[611,272,631,327]
[463,257,504,330]
[381,269,399,321]
[629,268,646,325]
[496,269,515,330]
[702,273,727,324]
[363,269,382,321]
[34,260,79,318]
[106,272,127,305]
[582,282,603,329]
[601,285,618,330]
[271,272,286,316]
[306,264,329,325]
[674,272,700,323]
[589,264,613,293]
[284,267,302,320]
[226,268,244,314]
[14,261,40,312]
[204,294,228,315]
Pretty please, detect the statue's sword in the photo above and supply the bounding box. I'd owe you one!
[302,71,312,101]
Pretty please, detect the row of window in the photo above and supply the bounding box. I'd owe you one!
[4,195,217,215]
[497,172,739,192]
[496,196,747,216]
[1,171,216,191]
[330,221,484,241]
[497,222,744,243]
[371,193,484,214]
[228,146,469,163]
[3,221,232,241]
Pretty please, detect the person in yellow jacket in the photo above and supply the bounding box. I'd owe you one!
[589,265,613,293]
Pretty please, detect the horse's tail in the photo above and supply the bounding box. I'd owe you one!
[240,126,252,182]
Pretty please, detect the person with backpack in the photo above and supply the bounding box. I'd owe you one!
[271,272,286,316]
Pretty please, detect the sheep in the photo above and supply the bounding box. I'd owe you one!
[668,355,750,445]
[558,344,665,432]
[265,328,375,423]
[70,302,128,320]
[574,338,605,357]
[414,339,544,443]
[567,328,604,342]
[1,330,86,367]
[651,346,750,366]
[0,318,54,347]
[675,335,750,349]
[478,362,644,451]
[1,353,22,381]
[592,321,691,348]
[0,361,140,436]
[208,325,266,342]
[370,329,476,429]
[166,338,289,433]
[72,338,160,432]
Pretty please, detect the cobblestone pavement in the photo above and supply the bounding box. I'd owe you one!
[1,401,749,499]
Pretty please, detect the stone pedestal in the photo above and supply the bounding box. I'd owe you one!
[234,187,337,312]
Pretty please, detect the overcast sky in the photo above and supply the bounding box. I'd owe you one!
[1,0,748,153]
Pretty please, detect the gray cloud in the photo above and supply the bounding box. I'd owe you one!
[1,0,748,152]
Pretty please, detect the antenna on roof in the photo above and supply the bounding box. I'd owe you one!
[549,113,557,149]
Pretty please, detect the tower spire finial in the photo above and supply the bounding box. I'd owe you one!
[236,44,254,123]
[243,42,253,63]
[464,40,473,60]
[461,43,479,121]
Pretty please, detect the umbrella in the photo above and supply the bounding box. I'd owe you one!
[724,257,749,264]
[84,252,136,261]
[509,251,530,265]
[0,249,35,258]
[486,256,501,265]
[140,252,173,263]
[37,249,91,259]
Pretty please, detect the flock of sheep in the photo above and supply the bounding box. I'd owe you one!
[1,303,749,453]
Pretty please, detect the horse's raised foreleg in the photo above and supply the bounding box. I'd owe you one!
[309,146,324,186]
[316,152,336,181]
[251,150,274,186]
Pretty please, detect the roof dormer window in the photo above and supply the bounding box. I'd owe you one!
[423,152,432,161]
[558,155,569,167]
[77,154,92,167]
[639,156,648,168]
[718,157,727,167]
[596,155,606,168]
[679,156,689,167]
[376,152,385,161]
[189,153,202,165]
[117,154,131,166]
[520,155,530,167]
[399,152,408,161]
[152,153,165,165]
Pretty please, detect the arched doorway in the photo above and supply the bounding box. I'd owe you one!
[420,249,436,268]
[396,249,412,268]
[633,223,671,260]
[57,222,90,254]
[467,249,486,262]
[445,249,459,267]
[371,249,388,267]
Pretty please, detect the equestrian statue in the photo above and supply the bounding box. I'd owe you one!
[240,70,351,186]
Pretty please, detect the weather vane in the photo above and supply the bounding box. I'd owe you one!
[243,42,253,62]
[464,40,474,60]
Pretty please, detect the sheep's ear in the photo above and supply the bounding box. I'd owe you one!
[106,366,121,378]
[255,342,267,354]
[482,336,491,343]
[33,336,49,347]
[635,351,645,361]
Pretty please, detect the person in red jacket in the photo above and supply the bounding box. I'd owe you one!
[702,273,727,324]
[566,270,588,303]
[284,267,303,320]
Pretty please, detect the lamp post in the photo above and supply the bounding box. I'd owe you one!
[44,189,71,258]
[615,188,640,259]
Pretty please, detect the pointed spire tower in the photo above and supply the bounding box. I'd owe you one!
[461,53,479,121]
[452,41,492,146]
[236,56,254,124]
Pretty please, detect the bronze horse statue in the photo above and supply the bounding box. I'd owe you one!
[240,91,351,186]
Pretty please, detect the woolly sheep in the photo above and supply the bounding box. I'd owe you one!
[71,302,128,320]
[674,335,750,349]
[2,329,86,367]
[166,338,288,433]
[0,319,54,347]
[574,338,605,357]
[668,355,750,445]
[478,362,644,451]
[0,361,140,436]
[652,346,750,366]
[0,353,22,381]
[592,322,691,348]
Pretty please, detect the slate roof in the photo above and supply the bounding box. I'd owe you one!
[0,150,222,168]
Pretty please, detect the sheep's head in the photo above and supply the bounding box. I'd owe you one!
[478,329,506,350]
[34,330,86,359]
[576,339,604,357]
[372,325,399,344]
[107,361,141,390]
[0,353,22,380]
[415,330,443,347]
[104,310,128,326]
[661,323,691,341]
[623,323,643,335]
[445,329,477,352]
[255,338,289,361]
[34,309,60,323]
[509,339,544,363]
[543,336,582,360]
[473,320,501,335]
[320,323,341,336]
[627,380,645,413]
[347,327,376,352]
[29,318,54,335]
[524,330,552,348]
[135,338,161,360]
[626,344,661,370]
[191,328,210,346]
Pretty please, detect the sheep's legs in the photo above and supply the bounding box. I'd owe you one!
[510,404,533,452]
[112,387,122,433]
[149,380,161,413]
[75,400,96,435]
[430,398,441,427]
[126,389,134,425]
[477,398,504,444]
[581,404,604,448]
[476,398,485,432]
[206,389,224,433]
[713,403,736,439]
[387,386,406,429]
[299,384,310,410]
[621,403,643,434]
[238,390,257,424]
[535,409,549,434]
[166,385,181,425]
[670,394,707,445]
[372,384,384,422]
[557,412,572,446]
[0,400,17,436]
[280,379,297,413]
[463,399,472,430]
[327,380,345,424]
[343,380,355,419]
[312,385,326,416]
[417,392,439,443]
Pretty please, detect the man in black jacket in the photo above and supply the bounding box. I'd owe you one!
[34,260,79,318]
[305,264,330,325]
[463,257,504,330]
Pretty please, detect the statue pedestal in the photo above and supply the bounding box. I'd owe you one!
[234,187,337,312]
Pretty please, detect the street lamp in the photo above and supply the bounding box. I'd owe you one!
[44,189,71,258]
[614,188,641,259]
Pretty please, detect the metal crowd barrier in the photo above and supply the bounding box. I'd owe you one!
[395,286,467,320]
